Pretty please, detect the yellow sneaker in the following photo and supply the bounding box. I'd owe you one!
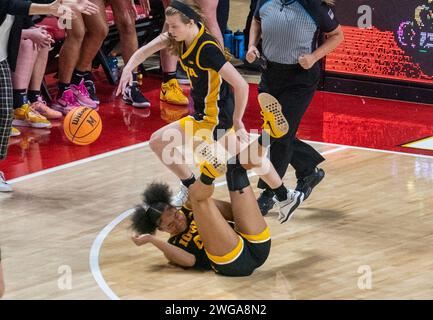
[10,127,21,137]
[258,93,289,138]
[160,79,189,105]
[195,141,227,179]
[13,104,51,129]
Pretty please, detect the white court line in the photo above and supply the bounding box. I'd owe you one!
[89,209,134,301]
[7,137,433,185]
[89,146,347,300]
[302,139,433,159]
[8,141,150,184]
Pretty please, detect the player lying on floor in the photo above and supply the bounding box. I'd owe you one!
[131,152,272,277]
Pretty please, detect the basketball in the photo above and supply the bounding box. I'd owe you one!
[63,107,102,145]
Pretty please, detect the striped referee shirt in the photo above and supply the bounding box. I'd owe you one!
[254,0,339,65]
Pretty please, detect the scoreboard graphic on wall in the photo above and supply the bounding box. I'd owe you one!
[325,0,433,85]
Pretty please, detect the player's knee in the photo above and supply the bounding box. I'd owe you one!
[189,182,214,202]
[88,23,109,41]
[149,133,163,152]
[67,24,85,43]
[226,157,250,192]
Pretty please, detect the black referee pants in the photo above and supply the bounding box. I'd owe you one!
[257,61,325,190]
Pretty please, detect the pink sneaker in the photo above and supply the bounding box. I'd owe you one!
[70,79,99,109]
[31,97,63,119]
[52,89,81,115]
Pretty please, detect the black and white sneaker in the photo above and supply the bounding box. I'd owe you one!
[296,167,325,200]
[123,84,151,108]
[257,189,275,216]
[84,79,100,104]
[274,190,304,224]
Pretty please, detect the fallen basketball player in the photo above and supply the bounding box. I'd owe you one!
[130,149,272,277]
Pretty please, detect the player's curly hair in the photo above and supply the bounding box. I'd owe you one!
[131,182,173,235]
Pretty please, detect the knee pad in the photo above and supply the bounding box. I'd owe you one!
[226,156,250,192]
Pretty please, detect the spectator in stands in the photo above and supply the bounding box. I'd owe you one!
[11,10,63,133]
[246,0,343,215]
[0,0,99,193]
[108,0,153,108]
[52,0,109,114]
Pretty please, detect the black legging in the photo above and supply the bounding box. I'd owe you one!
[244,0,258,47]
[216,0,230,33]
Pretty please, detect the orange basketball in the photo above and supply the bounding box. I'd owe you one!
[63,107,102,145]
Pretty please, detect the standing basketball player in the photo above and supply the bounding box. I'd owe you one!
[246,0,344,214]
[118,0,305,223]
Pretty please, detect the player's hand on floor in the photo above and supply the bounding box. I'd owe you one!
[132,233,153,246]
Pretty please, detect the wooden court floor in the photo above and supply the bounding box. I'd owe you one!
[1,142,432,299]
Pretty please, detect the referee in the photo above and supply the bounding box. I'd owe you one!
[247,0,344,215]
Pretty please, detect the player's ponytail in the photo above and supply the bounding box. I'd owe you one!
[131,182,173,234]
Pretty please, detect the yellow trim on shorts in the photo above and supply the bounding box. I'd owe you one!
[238,226,270,243]
[179,115,217,143]
[205,236,244,265]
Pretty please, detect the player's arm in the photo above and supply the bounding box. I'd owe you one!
[124,33,169,72]
[218,62,249,131]
[116,33,169,95]
[132,234,196,268]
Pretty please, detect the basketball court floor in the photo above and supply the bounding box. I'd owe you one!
[1,2,433,300]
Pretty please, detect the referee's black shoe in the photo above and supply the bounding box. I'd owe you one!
[257,189,275,216]
[295,167,325,200]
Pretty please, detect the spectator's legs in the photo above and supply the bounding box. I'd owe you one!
[28,47,63,119]
[110,0,151,108]
[11,39,51,128]
[159,0,189,105]
[195,0,224,48]
[53,15,85,114]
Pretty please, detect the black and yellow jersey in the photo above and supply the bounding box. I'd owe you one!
[179,23,232,122]
[168,206,212,270]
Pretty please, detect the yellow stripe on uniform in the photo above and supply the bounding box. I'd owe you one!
[205,236,244,265]
[238,226,271,243]
[196,40,224,122]
[181,24,205,59]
